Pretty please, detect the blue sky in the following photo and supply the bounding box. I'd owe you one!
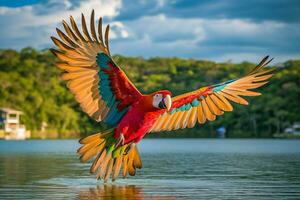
[0,0,299,62]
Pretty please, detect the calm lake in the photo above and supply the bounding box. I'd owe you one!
[0,139,300,199]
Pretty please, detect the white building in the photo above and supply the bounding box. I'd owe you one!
[0,107,30,140]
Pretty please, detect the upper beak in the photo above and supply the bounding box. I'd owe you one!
[163,95,172,111]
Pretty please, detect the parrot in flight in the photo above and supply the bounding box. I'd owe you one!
[51,10,275,182]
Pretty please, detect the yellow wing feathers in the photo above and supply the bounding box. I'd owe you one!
[78,130,142,182]
[51,11,113,122]
[150,56,275,133]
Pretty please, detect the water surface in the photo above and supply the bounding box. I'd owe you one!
[0,139,300,199]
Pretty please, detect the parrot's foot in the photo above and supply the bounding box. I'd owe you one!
[124,142,136,155]
[115,133,125,147]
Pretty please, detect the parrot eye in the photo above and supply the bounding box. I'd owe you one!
[153,93,163,109]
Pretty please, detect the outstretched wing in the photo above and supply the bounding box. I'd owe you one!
[149,56,275,133]
[51,10,141,125]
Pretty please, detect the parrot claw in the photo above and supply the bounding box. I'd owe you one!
[115,133,125,147]
[124,142,136,155]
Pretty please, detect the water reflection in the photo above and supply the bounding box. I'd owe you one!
[0,153,76,186]
[1,139,300,199]
[76,185,176,200]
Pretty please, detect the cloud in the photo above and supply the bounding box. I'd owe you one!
[0,0,299,63]
[199,19,300,53]
[111,14,300,62]
[125,14,205,43]
[117,0,300,23]
[0,0,124,49]
[170,0,300,23]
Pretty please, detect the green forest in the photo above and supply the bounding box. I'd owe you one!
[0,48,299,139]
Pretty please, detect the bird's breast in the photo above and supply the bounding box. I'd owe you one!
[114,107,162,144]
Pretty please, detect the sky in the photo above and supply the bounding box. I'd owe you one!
[0,0,299,62]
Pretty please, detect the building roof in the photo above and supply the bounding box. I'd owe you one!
[0,107,23,114]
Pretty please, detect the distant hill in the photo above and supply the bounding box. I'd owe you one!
[0,47,299,138]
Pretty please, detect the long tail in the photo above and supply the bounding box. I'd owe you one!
[77,129,142,182]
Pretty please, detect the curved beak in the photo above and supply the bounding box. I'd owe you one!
[164,95,172,111]
[158,95,172,111]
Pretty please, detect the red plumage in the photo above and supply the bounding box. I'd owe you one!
[51,11,275,181]
[104,61,141,111]
[115,92,170,144]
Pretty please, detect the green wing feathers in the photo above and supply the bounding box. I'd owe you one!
[77,130,142,182]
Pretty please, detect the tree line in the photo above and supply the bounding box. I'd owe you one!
[0,47,299,138]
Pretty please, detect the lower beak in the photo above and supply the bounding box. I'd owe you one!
[161,95,171,111]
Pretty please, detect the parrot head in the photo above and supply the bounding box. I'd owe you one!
[152,90,172,111]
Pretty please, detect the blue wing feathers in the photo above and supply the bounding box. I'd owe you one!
[96,53,128,125]
[191,99,200,106]
[185,104,192,110]
[171,79,236,116]
[96,53,111,69]
[212,79,236,92]
[170,98,200,115]
[105,104,119,125]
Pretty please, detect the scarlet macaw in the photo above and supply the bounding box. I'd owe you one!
[51,11,275,182]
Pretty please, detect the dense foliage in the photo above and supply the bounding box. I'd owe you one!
[0,48,299,138]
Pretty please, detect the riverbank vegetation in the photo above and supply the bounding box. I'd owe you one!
[0,48,299,138]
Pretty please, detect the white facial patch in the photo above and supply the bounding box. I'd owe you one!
[152,93,163,108]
